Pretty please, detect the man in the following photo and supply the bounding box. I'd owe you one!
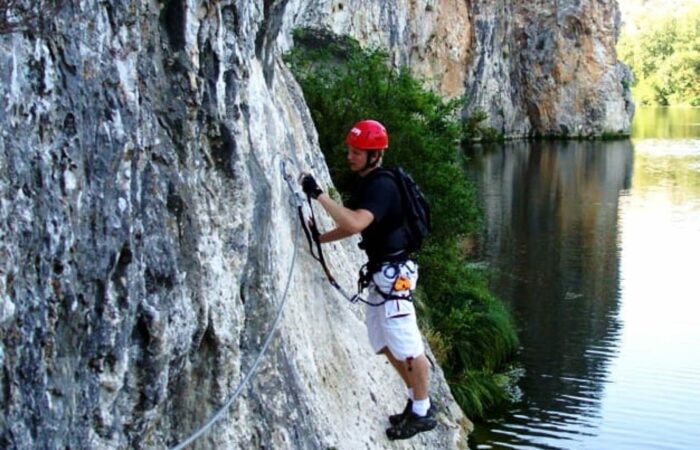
[300,119,437,440]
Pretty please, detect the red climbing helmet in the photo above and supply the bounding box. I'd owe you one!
[345,120,389,150]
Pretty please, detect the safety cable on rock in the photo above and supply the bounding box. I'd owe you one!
[169,172,301,450]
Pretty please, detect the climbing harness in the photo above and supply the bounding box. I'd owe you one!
[281,160,415,308]
[357,259,416,306]
[169,166,303,450]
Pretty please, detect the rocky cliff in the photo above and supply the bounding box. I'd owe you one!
[289,0,634,138]
[0,1,468,449]
[467,0,634,137]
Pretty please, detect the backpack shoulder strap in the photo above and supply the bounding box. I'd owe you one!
[367,166,396,180]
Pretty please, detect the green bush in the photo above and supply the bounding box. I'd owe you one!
[618,3,700,106]
[285,28,519,419]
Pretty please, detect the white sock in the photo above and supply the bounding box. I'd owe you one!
[412,397,431,416]
[406,388,414,401]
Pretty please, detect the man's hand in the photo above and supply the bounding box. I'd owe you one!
[301,174,323,199]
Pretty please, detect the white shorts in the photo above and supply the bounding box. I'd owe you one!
[365,260,424,361]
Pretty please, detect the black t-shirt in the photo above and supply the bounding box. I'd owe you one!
[347,169,407,262]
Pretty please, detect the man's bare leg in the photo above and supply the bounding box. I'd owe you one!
[381,347,411,388]
[405,354,430,401]
[385,351,437,440]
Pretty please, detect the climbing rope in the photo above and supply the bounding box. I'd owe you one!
[169,167,301,450]
[303,195,397,307]
[280,161,384,306]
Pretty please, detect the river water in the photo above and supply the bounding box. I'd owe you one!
[467,108,700,450]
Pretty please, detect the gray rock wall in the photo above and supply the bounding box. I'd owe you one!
[0,1,467,449]
[466,0,634,137]
[284,0,473,97]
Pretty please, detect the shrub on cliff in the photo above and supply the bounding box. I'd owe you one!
[285,28,519,418]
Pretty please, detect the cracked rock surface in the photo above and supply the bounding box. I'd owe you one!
[0,1,469,449]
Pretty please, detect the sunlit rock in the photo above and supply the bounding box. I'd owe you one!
[287,0,634,138]
[0,1,468,449]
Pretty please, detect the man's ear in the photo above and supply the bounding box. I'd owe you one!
[368,151,381,167]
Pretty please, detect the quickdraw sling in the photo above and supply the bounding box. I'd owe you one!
[282,161,411,307]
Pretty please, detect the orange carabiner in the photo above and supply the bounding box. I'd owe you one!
[393,276,411,291]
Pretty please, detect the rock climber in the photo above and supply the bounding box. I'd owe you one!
[300,119,436,440]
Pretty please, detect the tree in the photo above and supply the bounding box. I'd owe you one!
[618,4,700,106]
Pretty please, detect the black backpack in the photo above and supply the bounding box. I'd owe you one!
[379,166,431,254]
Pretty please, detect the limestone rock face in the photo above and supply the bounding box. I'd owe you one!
[285,0,473,97]
[467,0,634,137]
[288,0,634,137]
[0,1,468,449]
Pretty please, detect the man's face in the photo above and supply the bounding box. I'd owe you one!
[346,146,368,172]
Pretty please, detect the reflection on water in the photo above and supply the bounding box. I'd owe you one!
[467,108,700,449]
[631,139,700,195]
[632,108,700,139]
[592,139,700,450]
[468,140,633,449]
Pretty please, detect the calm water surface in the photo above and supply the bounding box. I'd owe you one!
[467,108,700,450]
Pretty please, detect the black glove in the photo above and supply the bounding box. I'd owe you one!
[301,174,323,199]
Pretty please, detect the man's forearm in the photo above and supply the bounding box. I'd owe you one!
[320,227,355,243]
[317,193,365,233]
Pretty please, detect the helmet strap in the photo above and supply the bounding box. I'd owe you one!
[362,151,381,173]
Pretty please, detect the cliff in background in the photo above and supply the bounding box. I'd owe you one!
[466,0,634,137]
[289,0,634,137]
[1,1,633,449]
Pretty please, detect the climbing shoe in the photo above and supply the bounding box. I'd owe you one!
[389,399,412,426]
[389,399,436,426]
[386,410,437,440]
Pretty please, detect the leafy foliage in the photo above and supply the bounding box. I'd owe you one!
[285,28,519,418]
[618,3,700,106]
